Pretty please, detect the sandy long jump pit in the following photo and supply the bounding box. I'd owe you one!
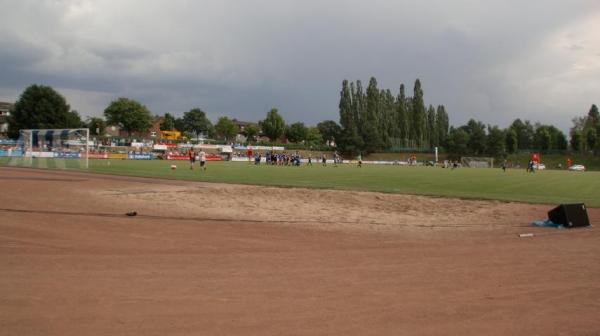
[1,167,599,335]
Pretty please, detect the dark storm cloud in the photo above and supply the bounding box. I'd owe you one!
[1,0,599,131]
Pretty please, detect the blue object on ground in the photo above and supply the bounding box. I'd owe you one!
[532,219,566,229]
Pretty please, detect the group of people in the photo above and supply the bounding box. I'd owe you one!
[188,148,207,170]
[244,151,364,168]
[442,160,460,169]
[317,151,352,167]
[258,152,302,166]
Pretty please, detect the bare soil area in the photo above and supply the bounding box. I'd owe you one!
[1,167,599,335]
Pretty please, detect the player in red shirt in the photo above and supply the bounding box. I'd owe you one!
[188,148,196,170]
[247,148,254,163]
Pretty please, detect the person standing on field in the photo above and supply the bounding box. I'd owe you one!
[357,153,362,168]
[199,148,207,171]
[188,148,196,170]
[247,148,253,164]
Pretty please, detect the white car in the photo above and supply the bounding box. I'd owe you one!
[569,164,586,172]
[533,163,546,170]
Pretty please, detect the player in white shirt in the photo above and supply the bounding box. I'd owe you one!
[199,149,207,171]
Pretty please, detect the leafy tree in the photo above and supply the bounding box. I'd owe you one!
[338,80,363,154]
[260,108,286,142]
[352,80,366,136]
[570,104,599,152]
[174,117,185,132]
[534,127,552,151]
[411,79,427,147]
[8,84,82,138]
[66,110,85,128]
[380,88,395,149]
[570,129,582,152]
[214,116,238,142]
[405,97,414,146]
[509,119,534,150]
[104,97,153,137]
[486,125,505,157]
[362,77,382,153]
[244,124,259,143]
[427,105,436,147]
[396,84,409,143]
[588,104,599,128]
[463,119,486,155]
[160,113,176,131]
[586,128,597,151]
[584,104,600,151]
[505,128,518,154]
[317,120,341,143]
[285,122,308,143]
[555,131,568,150]
[435,105,449,147]
[86,117,106,136]
[446,127,470,159]
[532,124,565,151]
[182,108,212,139]
[571,116,586,131]
[546,125,567,150]
[305,127,323,147]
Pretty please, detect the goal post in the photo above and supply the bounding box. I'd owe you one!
[8,128,90,170]
[460,156,494,168]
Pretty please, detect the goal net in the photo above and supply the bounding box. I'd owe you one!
[460,156,494,168]
[8,128,89,169]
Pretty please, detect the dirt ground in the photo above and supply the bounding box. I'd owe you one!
[1,167,599,335]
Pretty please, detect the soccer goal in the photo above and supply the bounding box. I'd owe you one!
[8,128,90,170]
[460,156,494,168]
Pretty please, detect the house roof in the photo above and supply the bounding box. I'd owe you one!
[0,102,14,111]
[231,118,256,127]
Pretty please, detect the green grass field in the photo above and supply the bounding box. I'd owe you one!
[2,157,599,207]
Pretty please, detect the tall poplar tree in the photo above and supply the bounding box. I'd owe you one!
[379,89,395,149]
[427,105,436,148]
[411,79,427,147]
[396,84,409,146]
[338,80,362,154]
[363,77,382,152]
[405,97,415,147]
[354,80,366,137]
[435,105,449,147]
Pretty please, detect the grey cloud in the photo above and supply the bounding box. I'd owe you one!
[1,0,599,131]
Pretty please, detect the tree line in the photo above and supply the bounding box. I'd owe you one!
[434,106,598,158]
[335,77,599,158]
[570,104,600,154]
[6,84,328,147]
[6,83,600,158]
[444,119,568,159]
[336,77,449,155]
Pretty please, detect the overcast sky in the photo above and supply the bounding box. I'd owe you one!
[1,0,599,132]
